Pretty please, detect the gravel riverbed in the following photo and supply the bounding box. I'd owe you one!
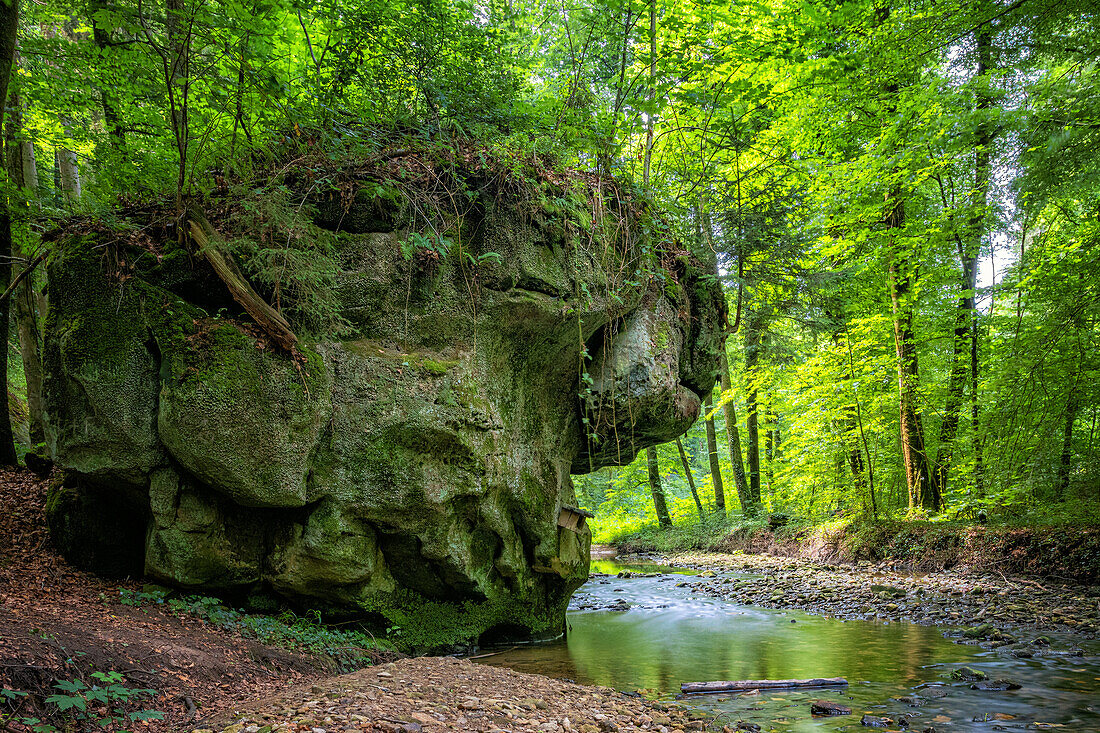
[657,551,1100,639]
[201,657,710,733]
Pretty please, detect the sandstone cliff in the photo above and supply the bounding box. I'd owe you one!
[43,156,724,649]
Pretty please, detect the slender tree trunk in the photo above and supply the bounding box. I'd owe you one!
[886,191,935,512]
[744,311,764,506]
[932,26,993,502]
[57,128,81,203]
[5,92,43,445]
[167,0,190,210]
[1057,388,1078,499]
[676,438,705,520]
[931,259,975,497]
[971,314,984,497]
[642,0,656,185]
[90,0,125,147]
[766,405,778,496]
[968,26,994,501]
[646,446,672,528]
[704,392,726,511]
[1051,372,1078,497]
[718,350,752,514]
[843,327,876,515]
[0,0,21,465]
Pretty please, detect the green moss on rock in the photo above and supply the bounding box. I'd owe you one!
[42,164,721,649]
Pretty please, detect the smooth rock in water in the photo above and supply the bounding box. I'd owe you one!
[810,701,851,716]
[962,623,995,639]
[40,168,724,650]
[950,666,988,681]
[859,715,894,728]
[969,679,1022,691]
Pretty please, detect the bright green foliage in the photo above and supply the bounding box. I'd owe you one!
[11,0,1100,546]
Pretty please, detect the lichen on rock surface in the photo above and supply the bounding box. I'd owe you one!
[42,153,724,650]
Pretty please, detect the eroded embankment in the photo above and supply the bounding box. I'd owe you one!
[655,550,1100,639]
[620,521,1100,584]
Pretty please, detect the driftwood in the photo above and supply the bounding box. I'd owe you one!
[681,677,848,694]
[186,207,298,352]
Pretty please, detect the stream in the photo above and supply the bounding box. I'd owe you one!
[476,559,1100,732]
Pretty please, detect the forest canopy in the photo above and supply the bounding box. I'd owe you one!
[3,0,1099,533]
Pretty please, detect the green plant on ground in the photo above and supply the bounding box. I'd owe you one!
[110,588,390,672]
[2,672,163,733]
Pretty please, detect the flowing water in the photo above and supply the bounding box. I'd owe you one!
[477,560,1100,731]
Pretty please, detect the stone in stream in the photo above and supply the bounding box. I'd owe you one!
[962,623,995,639]
[969,679,1022,691]
[949,666,988,681]
[859,714,894,728]
[870,584,907,598]
[40,163,724,650]
[810,701,852,716]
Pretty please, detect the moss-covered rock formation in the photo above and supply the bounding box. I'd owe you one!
[42,156,724,649]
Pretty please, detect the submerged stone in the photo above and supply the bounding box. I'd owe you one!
[42,163,723,649]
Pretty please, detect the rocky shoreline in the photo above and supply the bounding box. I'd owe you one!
[654,550,1100,640]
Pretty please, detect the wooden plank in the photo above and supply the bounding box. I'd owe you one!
[561,504,595,519]
[558,507,590,531]
[681,678,848,694]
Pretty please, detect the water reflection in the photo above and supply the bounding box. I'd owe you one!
[479,561,1100,731]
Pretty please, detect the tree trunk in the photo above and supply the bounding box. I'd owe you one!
[719,349,753,514]
[842,325,877,515]
[642,0,656,186]
[91,0,126,147]
[167,0,190,210]
[932,26,993,501]
[886,192,935,513]
[745,311,764,506]
[766,405,778,497]
[57,133,81,203]
[931,263,974,497]
[5,92,43,444]
[0,0,22,464]
[676,438,705,520]
[704,392,726,511]
[971,313,984,497]
[968,26,994,500]
[1057,382,1079,499]
[646,446,672,528]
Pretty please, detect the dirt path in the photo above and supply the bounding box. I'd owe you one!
[0,468,328,730]
[657,550,1100,639]
[205,657,706,733]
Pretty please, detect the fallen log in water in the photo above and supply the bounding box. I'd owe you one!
[681,678,848,694]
